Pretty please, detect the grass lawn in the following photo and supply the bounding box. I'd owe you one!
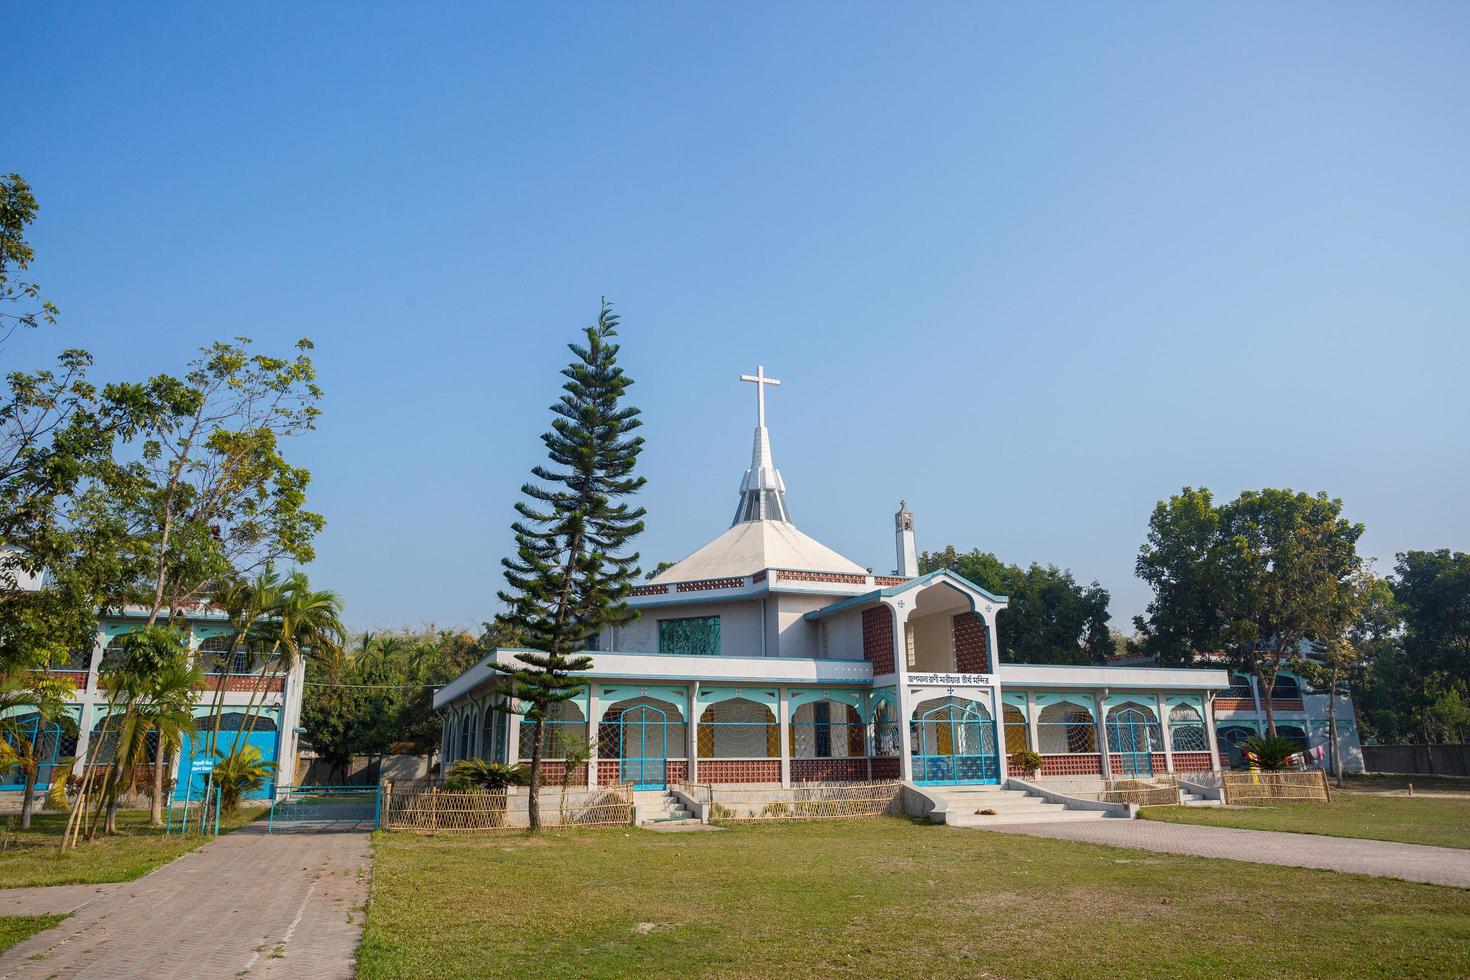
[359,818,1470,979]
[1343,772,1470,794]
[1141,791,1470,850]
[0,914,67,953]
[0,807,260,889]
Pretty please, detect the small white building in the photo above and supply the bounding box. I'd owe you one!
[436,366,1360,791]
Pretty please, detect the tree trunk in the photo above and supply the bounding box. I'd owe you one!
[150,746,171,827]
[527,719,544,832]
[1257,668,1277,735]
[19,765,38,831]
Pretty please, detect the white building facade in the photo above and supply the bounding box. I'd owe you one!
[436,367,1360,791]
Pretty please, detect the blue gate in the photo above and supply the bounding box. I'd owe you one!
[911,698,1000,786]
[1107,707,1159,777]
[616,705,669,790]
[268,785,382,832]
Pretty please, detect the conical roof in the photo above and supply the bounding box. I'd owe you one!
[648,519,866,584]
[650,365,866,585]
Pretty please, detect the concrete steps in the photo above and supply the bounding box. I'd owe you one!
[1181,791,1223,807]
[928,785,1114,826]
[633,790,698,825]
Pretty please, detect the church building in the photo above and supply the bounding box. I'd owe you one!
[435,367,1361,793]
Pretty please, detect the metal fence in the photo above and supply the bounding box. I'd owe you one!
[693,781,904,822]
[268,785,382,832]
[1221,770,1330,805]
[381,782,634,832]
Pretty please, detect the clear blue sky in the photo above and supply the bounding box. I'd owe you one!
[8,4,1468,634]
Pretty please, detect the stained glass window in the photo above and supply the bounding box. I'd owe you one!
[658,616,720,657]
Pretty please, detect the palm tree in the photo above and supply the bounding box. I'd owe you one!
[87,627,201,837]
[138,658,203,827]
[0,671,76,829]
[202,569,286,757]
[227,572,344,763]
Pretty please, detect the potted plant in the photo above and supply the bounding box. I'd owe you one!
[1008,749,1044,780]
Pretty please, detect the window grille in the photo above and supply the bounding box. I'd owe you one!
[790,701,865,759]
[517,700,587,759]
[697,698,777,758]
[658,616,720,657]
[1036,702,1097,753]
[1168,705,1210,752]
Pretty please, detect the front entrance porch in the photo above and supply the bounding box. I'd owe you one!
[910,695,1001,786]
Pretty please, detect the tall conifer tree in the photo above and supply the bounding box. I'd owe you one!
[493,300,645,829]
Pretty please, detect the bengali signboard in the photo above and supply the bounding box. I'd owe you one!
[905,672,991,688]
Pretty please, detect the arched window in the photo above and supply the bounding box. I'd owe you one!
[60,647,92,671]
[193,711,278,734]
[197,634,277,675]
[1168,705,1209,752]
[461,712,475,760]
[488,705,505,758]
[1107,703,1164,753]
[1215,724,1256,765]
[101,632,135,669]
[1225,673,1254,699]
[2,713,78,788]
[1036,702,1096,753]
[1277,725,1308,752]
[697,698,777,759]
[871,699,899,757]
[599,697,688,761]
[517,700,587,760]
[1002,705,1028,754]
[789,700,863,759]
[444,717,458,763]
[1270,674,1301,700]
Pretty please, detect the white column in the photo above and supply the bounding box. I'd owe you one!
[688,682,700,784]
[991,685,1008,783]
[1096,690,1112,779]
[72,626,107,778]
[506,707,522,769]
[1025,690,1040,756]
[1156,693,1174,774]
[1204,691,1223,772]
[778,686,791,788]
[586,684,601,789]
[893,603,915,783]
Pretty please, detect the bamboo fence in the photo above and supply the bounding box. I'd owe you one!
[1221,770,1330,805]
[382,783,634,832]
[704,781,903,822]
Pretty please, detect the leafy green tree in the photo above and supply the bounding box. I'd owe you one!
[1134,487,1364,733]
[493,300,646,830]
[105,337,325,625]
[0,173,58,344]
[919,546,1112,665]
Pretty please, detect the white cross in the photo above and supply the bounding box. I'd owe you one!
[740,364,781,428]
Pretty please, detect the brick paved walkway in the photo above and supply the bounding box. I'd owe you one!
[0,824,372,979]
[978,818,1470,887]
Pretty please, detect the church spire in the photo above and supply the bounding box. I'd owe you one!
[732,364,791,525]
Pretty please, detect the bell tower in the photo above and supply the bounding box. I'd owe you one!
[895,500,917,577]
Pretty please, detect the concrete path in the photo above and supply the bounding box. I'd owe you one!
[0,824,372,979]
[978,818,1470,888]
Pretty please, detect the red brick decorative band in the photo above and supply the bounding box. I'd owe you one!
[1171,752,1214,772]
[675,577,745,593]
[791,758,871,782]
[776,570,869,585]
[696,759,780,783]
[630,584,669,596]
[869,757,901,780]
[1041,753,1102,776]
[952,612,988,673]
[873,576,910,586]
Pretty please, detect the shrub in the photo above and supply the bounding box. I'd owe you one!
[1237,734,1303,772]
[444,759,529,792]
[1008,749,1044,777]
[211,745,277,811]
